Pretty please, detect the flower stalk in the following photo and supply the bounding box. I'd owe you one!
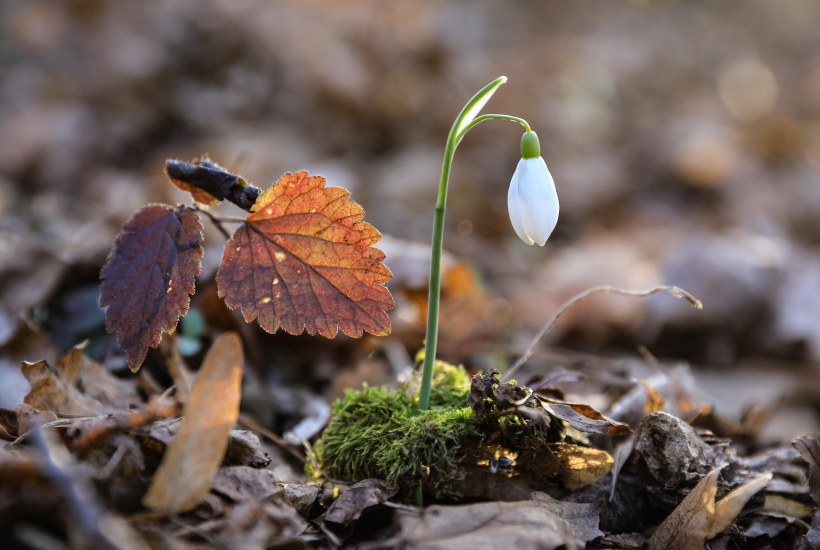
[417,76,533,411]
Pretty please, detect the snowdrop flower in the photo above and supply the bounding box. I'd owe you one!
[507,131,559,246]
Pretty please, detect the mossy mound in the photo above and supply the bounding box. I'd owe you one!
[310,361,479,492]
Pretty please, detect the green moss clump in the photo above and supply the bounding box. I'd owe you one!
[311,361,477,492]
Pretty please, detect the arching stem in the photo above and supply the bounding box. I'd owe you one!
[417,78,530,411]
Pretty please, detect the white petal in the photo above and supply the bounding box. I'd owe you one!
[508,159,534,245]
[517,157,559,246]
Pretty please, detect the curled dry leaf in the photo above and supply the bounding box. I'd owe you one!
[21,343,141,417]
[281,483,321,517]
[142,332,243,514]
[541,399,631,436]
[609,434,635,501]
[100,205,203,372]
[324,478,398,527]
[793,435,820,547]
[468,369,628,436]
[166,156,261,210]
[135,418,270,468]
[647,464,771,550]
[22,360,105,416]
[58,341,141,411]
[212,467,280,503]
[394,491,603,550]
[450,442,612,500]
[795,435,820,503]
[15,403,57,435]
[217,171,393,339]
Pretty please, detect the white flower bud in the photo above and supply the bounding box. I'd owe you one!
[508,132,559,246]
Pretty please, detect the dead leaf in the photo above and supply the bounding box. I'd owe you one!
[226,429,272,468]
[14,404,57,435]
[166,156,261,210]
[647,464,771,550]
[217,171,393,339]
[638,380,664,414]
[142,332,243,513]
[795,435,820,503]
[136,418,270,468]
[22,360,105,416]
[394,491,603,550]
[542,399,631,436]
[100,204,203,372]
[0,316,59,410]
[609,434,635,501]
[761,494,814,519]
[189,499,306,550]
[58,341,141,411]
[452,441,612,500]
[281,483,321,517]
[325,478,398,527]
[588,533,647,549]
[517,443,614,491]
[468,369,628,436]
[212,467,280,503]
[69,397,181,453]
[794,436,820,547]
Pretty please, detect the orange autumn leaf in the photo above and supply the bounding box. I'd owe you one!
[217,171,393,338]
[100,205,203,371]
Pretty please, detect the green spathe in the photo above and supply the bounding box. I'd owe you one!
[311,362,478,492]
[520,131,541,159]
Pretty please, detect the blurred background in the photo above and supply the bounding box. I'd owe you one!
[2,0,820,446]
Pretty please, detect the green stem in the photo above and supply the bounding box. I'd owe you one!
[457,114,531,143]
[417,77,529,411]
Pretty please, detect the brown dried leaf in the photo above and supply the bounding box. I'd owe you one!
[142,332,243,513]
[166,156,261,210]
[281,483,321,517]
[517,442,614,491]
[14,403,57,435]
[609,434,635,501]
[395,491,603,550]
[212,467,280,503]
[638,380,664,414]
[542,399,632,436]
[22,360,105,416]
[588,533,647,549]
[647,465,771,550]
[325,478,398,527]
[137,417,270,468]
[100,204,203,372]
[795,435,820,504]
[58,342,141,411]
[217,171,393,339]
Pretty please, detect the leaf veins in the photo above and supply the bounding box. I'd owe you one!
[217,171,393,338]
[100,205,203,372]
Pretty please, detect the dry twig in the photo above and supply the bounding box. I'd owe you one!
[502,285,702,382]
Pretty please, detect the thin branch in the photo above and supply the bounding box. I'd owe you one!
[300,437,351,486]
[193,205,232,240]
[637,344,671,375]
[237,414,306,463]
[502,285,702,382]
[170,517,231,550]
